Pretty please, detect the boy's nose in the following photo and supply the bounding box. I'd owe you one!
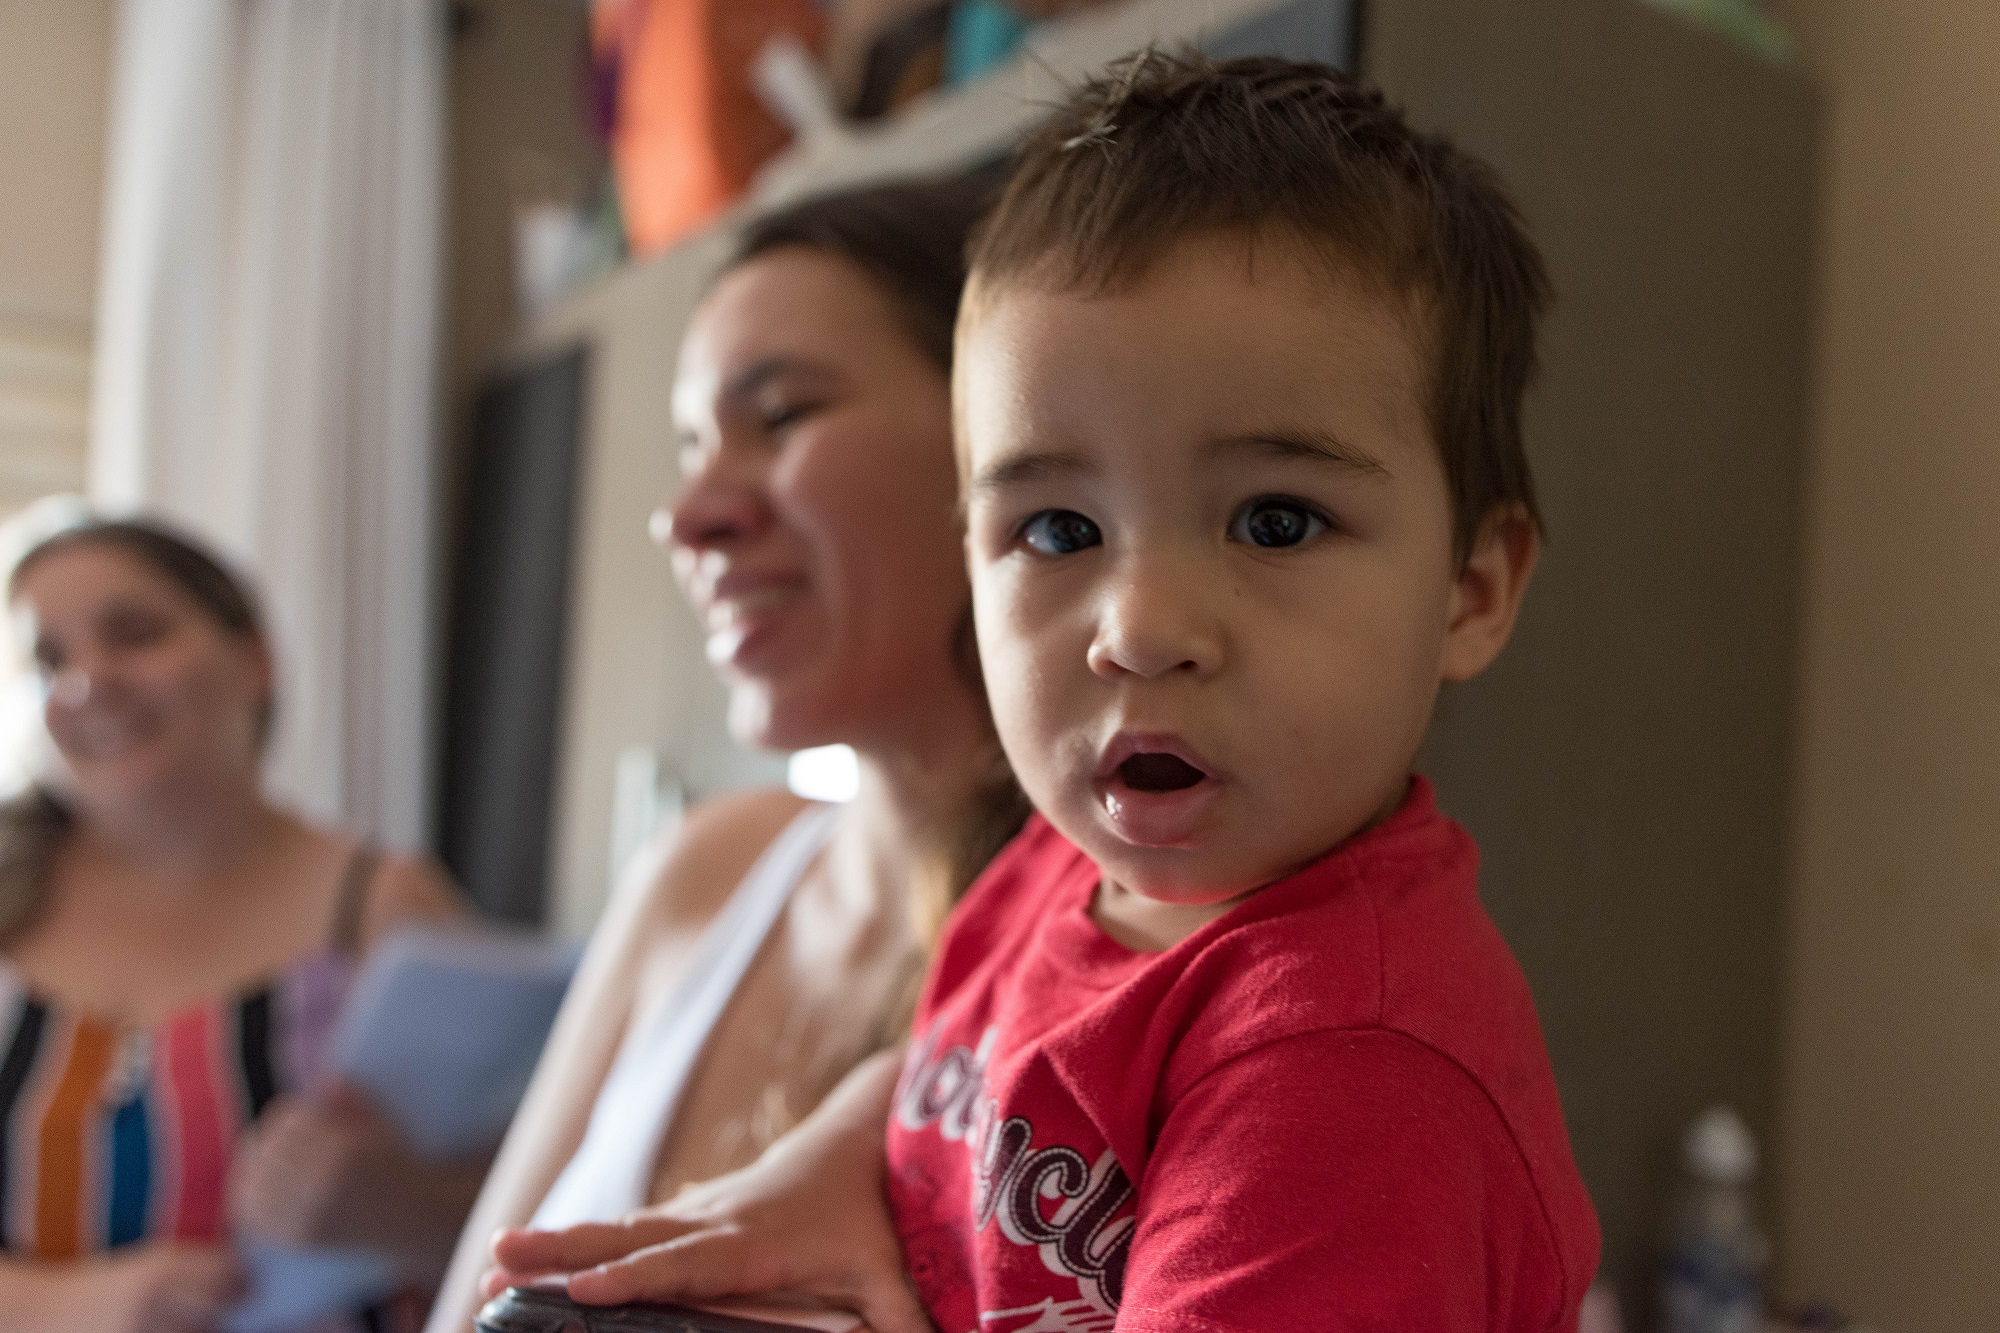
[1086,557,1224,681]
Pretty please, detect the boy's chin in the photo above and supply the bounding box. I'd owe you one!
[1081,814,1373,909]
[1089,844,1268,910]
[1040,790,1306,903]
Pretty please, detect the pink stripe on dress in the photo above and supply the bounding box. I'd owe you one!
[161,1007,237,1241]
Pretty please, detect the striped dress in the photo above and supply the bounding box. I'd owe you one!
[0,947,351,1260]
[0,847,408,1331]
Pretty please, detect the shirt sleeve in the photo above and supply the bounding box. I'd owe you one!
[1114,1028,1570,1333]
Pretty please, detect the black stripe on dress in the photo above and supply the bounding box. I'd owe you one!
[237,988,278,1121]
[0,999,49,1251]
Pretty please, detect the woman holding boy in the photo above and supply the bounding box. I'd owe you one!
[491,52,1599,1333]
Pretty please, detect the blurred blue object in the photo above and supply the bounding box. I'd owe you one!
[330,927,582,1161]
[222,1242,398,1333]
[946,0,1030,85]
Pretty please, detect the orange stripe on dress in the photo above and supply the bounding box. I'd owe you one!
[162,1007,237,1241]
[34,1018,114,1260]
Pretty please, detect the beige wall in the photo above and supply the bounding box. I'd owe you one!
[1774,3,2000,1328]
[0,0,112,514]
[444,0,602,473]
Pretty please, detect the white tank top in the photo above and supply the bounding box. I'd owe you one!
[531,803,842,1228]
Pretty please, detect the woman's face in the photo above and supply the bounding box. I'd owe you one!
[663,247,968,752]
[9,544,270,815]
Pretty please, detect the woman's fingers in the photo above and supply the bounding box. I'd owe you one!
[490,1215,700,1277]
[318,1078,385,1119]
[483,1056,916,1329]
[229,1094,347,1244]
[564,1229,757,1306]
[562,1230,934,1333]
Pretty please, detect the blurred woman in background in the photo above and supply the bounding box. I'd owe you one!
[426,178,1026,1333]
[0,519,482,1333]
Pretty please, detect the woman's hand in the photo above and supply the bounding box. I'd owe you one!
[54,1241,245,1333]
[230,1084,490,1279]
[483,1051,928,1333]
[231,1084,397,1251]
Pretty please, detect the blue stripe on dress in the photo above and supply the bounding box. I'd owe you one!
[105,1092,150,1248]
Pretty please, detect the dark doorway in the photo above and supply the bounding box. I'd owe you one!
[438,345,590,925]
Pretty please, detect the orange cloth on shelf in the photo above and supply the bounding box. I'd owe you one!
[596,0,828,257]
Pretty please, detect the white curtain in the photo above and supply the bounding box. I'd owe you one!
[89,0,445,846]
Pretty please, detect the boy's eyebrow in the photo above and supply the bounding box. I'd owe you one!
[1209,429,1391,476]
[970,449,1100,494]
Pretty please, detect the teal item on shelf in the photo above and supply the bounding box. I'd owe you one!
[1640,0,1794,63]
[946,0,1031,85]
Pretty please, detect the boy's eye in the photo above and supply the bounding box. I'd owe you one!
[1229,497,1327,549]
[1019,510,1102,556]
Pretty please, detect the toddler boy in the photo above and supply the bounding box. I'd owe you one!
[886,51,1599,1332]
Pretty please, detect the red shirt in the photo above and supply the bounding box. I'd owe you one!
[886,777,1599,1333]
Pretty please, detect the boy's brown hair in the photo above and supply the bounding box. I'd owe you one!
[964,49,1549,561]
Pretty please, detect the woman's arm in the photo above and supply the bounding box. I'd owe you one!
[419,835,673,1330]
[0,1243,242,1333]
[231,849,489,1281]
[423,789,809,1333]
[484,1048,927,1333]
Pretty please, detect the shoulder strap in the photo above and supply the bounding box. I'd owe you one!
[531,803,840,1227]
[328,844,382,957]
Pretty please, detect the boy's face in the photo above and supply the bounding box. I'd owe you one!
[961,233,1536,936]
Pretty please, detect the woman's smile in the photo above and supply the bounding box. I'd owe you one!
[679,556,813,673]
[699,578,810,667]
[54,704,162,764]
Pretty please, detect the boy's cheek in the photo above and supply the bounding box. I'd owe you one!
[972,561,1072,665]
[978,635,1088,814]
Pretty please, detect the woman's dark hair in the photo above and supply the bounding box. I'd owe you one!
[11,518,265,639]
[0,517,270,943]
[728,179,1031,939]
[731,175,997,373]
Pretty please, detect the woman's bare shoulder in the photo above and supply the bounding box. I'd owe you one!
[276,814,467,954]
[355,849,471,947]
[629,787,815,933]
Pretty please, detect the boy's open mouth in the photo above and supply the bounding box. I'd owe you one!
[1096,733,1222,847]
[1117,752,1208,793]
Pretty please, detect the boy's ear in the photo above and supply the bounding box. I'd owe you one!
[1441,503,1540,683]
